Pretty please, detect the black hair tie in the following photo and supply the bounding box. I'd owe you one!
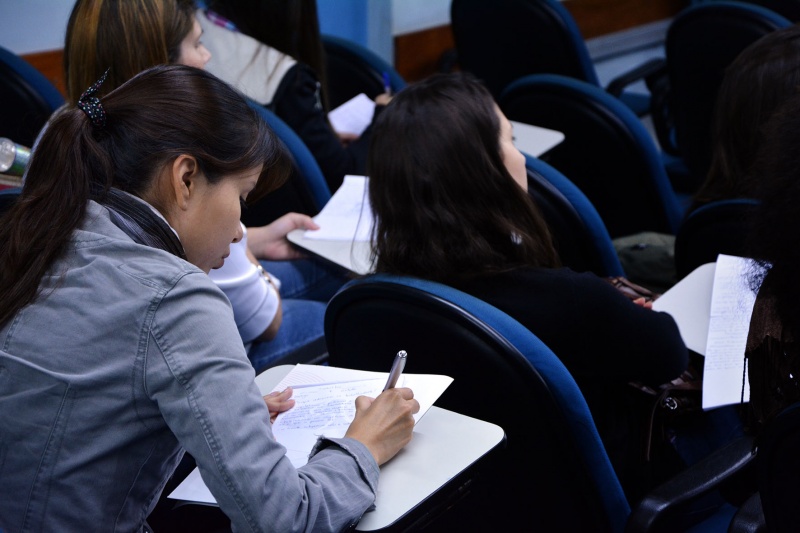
[77,68,110,128]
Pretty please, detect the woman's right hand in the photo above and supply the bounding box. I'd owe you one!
[344,387,419,465]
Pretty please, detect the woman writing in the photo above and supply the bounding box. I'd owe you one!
[0,64,418,531]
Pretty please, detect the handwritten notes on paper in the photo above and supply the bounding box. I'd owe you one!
[272,378,385,467]
[168,365,453,505]
[702,255,760,409]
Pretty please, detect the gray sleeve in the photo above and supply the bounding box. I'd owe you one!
[145,272,378,532]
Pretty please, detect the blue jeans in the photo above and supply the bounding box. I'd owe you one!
[247,299,326,373]
[261,258,349,302]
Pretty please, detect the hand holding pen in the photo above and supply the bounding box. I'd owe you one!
[375,71,393,106]
[383,350,407,390]
[347,349,419,465]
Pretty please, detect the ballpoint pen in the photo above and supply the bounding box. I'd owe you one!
[383,350,407,390]
[382,71,392,96]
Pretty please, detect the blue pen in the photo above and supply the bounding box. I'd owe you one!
[382,71,392,96]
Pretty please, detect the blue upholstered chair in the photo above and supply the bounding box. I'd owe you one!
[242,101,331,226]
[321,35,406,110]
[525,154,624,277]
[449,0,659,116]
[325,274,755,532]
[0,187,21,218]
[692,0,800,22]
[752,400,800,531]
[654,2,791,192]
[499,74,685,239]
[674,199,759,280]
[0,45,64,148]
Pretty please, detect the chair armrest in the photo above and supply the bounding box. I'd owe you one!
[728,492,766,533]
[626,435,756,532]
[605,58,666,98]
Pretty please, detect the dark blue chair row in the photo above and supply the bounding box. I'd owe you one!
[325,273,756,531]
[500,73,685,240]
[449,0,657,116]
[0,45,64,148]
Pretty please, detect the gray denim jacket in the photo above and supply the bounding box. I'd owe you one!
[0,202,378,532]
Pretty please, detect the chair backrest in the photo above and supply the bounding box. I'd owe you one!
[525,154,625,277]
[321,35,406,110]
[674,198,759,279]
[242,101,331,226]
[450,0,597,99]
[666,1,791,188]
[0,46,65,149]
[500,74,684,239]
[325,274,631,532]
[0,187,21,218]
[700,0,800,21]
[756,400,800,532]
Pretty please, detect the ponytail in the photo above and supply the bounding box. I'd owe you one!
[0,65,287,327]
[0,108,114,326]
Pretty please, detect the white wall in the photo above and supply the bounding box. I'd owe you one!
[392,0,450,36]
[0,0,75,54]
[0,0,450,56]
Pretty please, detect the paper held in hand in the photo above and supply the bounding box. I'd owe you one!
[328,93,375,136]
[168,364,453,505]
[652,254,762,410]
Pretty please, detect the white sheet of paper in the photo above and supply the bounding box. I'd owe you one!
[702,254,759,409]
[509,120,565,157]
[652,262,716,355]
[168,364,453,505]
[304,175,373,241]
[328,93,376,136]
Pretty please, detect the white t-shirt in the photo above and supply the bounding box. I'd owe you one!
[209,224,280,343]
[197,9,297,106]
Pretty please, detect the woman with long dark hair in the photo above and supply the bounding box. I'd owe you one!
[367,72,689,498]
[0,65,418,531]
[745,91,800,431]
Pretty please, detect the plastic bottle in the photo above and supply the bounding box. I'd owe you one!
[0,138,31,176]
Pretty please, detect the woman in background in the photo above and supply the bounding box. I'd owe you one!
[0,64,418,532]
[366,72,691,500]
[64,0,342,371]
[689,25,800,214]
[198,0,390,191]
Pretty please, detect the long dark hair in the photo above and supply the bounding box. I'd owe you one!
[367,72,559,284]
[746,91,800,334]
[207,0,330,110]
[692,25,800,212]
[0,65,288,327]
